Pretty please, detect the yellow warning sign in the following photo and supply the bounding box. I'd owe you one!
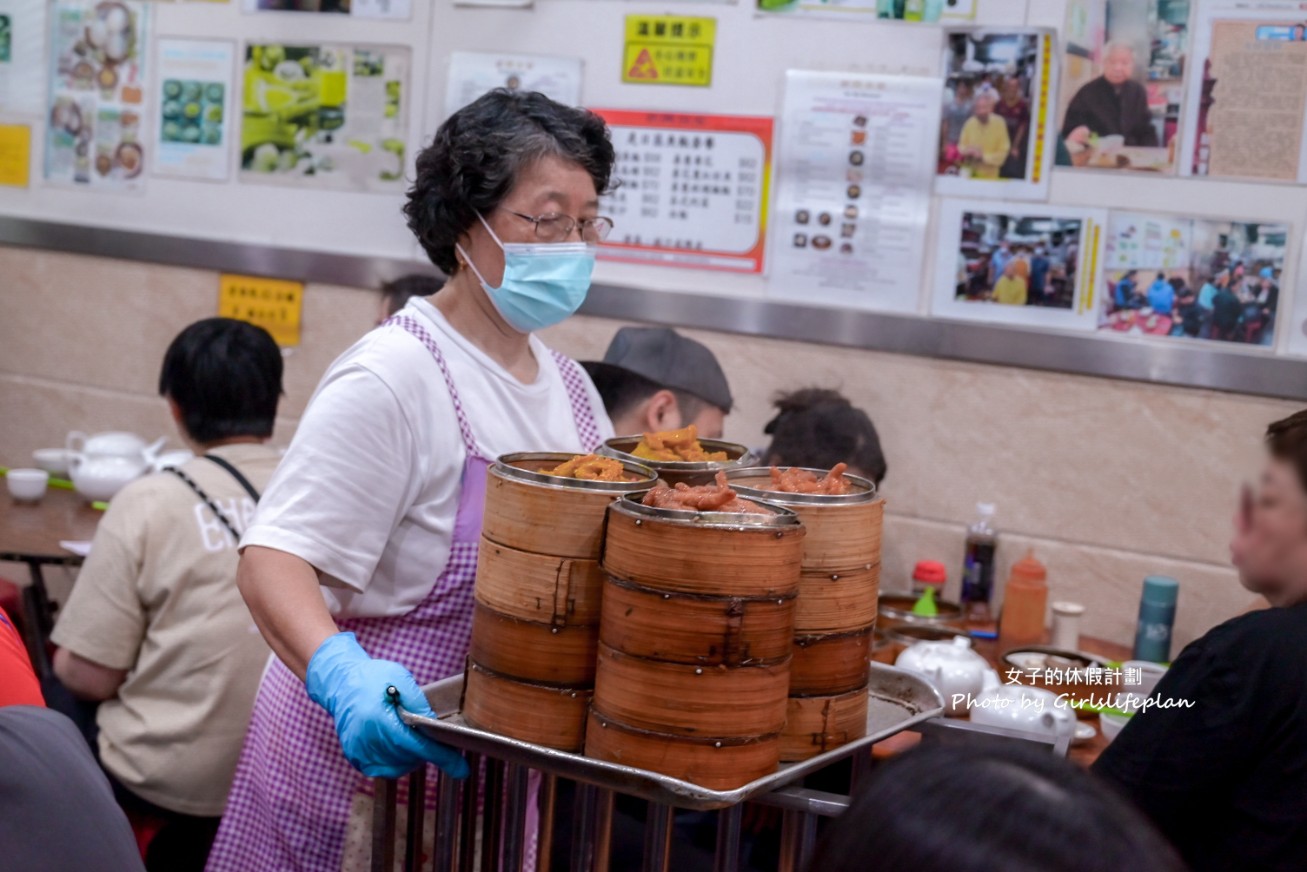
[217,274,304,347]
[622,15,715,87]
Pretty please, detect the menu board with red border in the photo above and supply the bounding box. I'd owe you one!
[593,109,772,274]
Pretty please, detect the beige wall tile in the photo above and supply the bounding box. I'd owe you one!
[882,514,1247,652]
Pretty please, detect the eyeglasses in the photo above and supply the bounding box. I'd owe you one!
[504,210,614,244]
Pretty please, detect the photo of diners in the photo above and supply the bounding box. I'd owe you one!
[2,2,1307,872]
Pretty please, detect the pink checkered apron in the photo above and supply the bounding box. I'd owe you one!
[207,315,603,871]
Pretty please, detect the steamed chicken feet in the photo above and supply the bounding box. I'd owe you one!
[768,462,853,495]
[642,471,774,514]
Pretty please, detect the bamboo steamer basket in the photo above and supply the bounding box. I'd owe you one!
[461,661,591,751]
[468,602,597,686]
[481,453,656,560]
[878,593,966,634]
[602,495,805,599]
[585,710,780,791]
[726,467,882,573]
[593,643,790,737]
[780,686,870,762]
[790,628,873,695]
[792,565,880,635]
[475,536,605,627]
[599,575,796,667]
[600,436,757,487]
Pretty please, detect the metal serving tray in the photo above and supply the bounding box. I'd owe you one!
[403,662,943,811]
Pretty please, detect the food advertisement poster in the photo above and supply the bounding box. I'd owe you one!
[1102,211,1286,346]
[444,52,582,118]
[240,42,409,192]
[154,39,235,181]
[46,0,150,190]
[935,29,1058,202]
[594,110,772,273]
[755,0,946,23]
[769,70,939,314]
[1059,0,1189,174]
[931,199,1105,332]
[241,0,412,19]
[1180,4,1307,183]
[0,0,46,116]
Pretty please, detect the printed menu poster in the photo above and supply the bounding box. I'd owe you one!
[154,39,235,181]
[241,0,412,19]
[46,0,150,190]
[0,0,45,115]
[594,110,772,273]
[240,43,409,192]
[1181,3,1307,183]
[444,52,582,118]
[769,71,939,314]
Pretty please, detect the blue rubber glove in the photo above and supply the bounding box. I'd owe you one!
[305,632,469,780]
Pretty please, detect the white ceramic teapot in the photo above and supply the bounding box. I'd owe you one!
[969,684,1078,744]
[896,635,1000,716]
[66,431,166,501]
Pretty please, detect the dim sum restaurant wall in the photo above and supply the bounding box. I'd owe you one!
[1,242,1291,652]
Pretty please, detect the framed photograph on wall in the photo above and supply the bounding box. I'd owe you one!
[935,28,1059,202]
[930,198,1105,331]
[1102,212,1288,347]
[1058,0,1190,174]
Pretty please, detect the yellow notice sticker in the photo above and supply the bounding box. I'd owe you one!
[622,15,716,87]
[0,124,31,188]
[218,274,304,347]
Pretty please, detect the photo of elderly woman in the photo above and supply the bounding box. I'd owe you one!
[938,32,1042,183]
[1060,0,1189,172]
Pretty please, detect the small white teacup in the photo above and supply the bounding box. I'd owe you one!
[7,469,50,503]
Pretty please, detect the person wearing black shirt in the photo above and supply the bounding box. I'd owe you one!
[1062,43,1159,148]
[1093,409,1307,871]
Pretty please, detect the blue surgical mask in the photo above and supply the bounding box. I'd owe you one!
[456,214,595,333]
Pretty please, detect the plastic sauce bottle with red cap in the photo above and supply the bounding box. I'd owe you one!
[999,550,1049,647]
[910,560,948,598]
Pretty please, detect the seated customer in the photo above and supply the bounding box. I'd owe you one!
[52,318,284,872]
[583,326,733,438]
[763,388,887,485]
[1093,409,1307,871]
[810,743,1184,872]
[377,272,445,325]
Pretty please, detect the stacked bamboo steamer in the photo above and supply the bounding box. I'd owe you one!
[586,493,805,790]
[462,453,656,751]
[728,468,884,762]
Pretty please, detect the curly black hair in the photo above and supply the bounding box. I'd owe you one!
[403,90,615,275]
[763,388,887,485]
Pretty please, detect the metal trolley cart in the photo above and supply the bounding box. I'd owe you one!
[370,662,944,872]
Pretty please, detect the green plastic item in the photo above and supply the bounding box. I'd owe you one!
[911,586,939,617]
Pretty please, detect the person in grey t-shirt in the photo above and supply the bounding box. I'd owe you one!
[0,706,144,872]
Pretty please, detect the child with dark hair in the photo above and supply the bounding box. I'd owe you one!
[810,744,1186,872]
[763,388,887,485]
[52,318,285,872]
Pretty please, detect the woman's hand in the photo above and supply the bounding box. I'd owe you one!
[307,632,469,779]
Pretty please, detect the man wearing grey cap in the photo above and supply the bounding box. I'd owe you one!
[582,326,733,438]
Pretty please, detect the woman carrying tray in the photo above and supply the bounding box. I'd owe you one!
[206,90,616,871]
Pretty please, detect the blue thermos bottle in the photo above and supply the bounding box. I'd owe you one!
[1133,575,1179,663]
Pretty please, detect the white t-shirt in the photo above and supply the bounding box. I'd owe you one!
[242,299,614,618]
